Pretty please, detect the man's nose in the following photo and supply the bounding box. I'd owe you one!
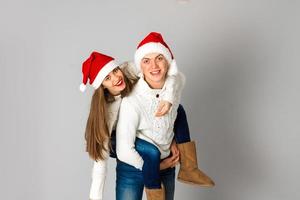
[151,60,158,68]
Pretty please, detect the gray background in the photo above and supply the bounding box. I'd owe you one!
[1,0,299,199]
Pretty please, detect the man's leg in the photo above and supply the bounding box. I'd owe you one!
[135,138,165,200]
[135,138,161,189]
[174,104,215,187]
[174,104,191,144]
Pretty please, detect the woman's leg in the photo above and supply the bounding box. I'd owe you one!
[116,159,144,200]
[160,167,175,200]
[174,104,191,144]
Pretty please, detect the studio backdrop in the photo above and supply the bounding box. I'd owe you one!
[1,0,299,200]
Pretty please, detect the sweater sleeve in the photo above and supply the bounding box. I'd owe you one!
[163,72,186,105]
[89,147,109,200]
[116,98,144,170]
[162,75,176,104]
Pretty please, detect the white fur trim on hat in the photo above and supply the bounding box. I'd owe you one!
[134,42,172,71]
[92,60,119,89]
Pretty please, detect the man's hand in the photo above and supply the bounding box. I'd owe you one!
[155,100,172,117]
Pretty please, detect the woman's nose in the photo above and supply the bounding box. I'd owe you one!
[111,74,119,82]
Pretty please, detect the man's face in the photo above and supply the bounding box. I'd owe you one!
[140,53,169,89]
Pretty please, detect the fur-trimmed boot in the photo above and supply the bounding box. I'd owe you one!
[177,141,215,187]
[145,184,165,200]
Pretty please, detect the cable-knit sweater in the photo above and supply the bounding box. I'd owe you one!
[116,72,185,170]
[89,62,182,200]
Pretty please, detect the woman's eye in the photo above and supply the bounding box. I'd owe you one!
[105,76,111,81]
[143,59,149,64]
[113,68,119,73]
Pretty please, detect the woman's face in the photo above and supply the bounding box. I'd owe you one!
[102,67,126,95]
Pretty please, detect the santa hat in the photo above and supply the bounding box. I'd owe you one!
[79,51,118,92]
[134,32,178,76]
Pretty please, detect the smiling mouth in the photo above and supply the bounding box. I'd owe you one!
[150,70,161,75]
[114,79,124,86]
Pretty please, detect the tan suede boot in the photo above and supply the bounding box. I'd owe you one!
[177,141,215,187]
[145,184,165,200]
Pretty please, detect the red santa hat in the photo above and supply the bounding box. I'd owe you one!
[134,32,178,76]
[79,51,118,92]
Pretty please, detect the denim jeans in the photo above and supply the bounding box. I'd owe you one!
[174,104,191,144]
[110,104,190,196]
[116,159,175,200]
[111,136,162,189]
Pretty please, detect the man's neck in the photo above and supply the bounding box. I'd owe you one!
[144,77,165,89]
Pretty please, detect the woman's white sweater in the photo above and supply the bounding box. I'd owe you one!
[89,62,183,200]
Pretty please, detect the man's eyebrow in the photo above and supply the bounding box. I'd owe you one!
[155,54,163,58]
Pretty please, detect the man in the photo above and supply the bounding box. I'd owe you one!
[116,32,214,200]
[116,32,184,200]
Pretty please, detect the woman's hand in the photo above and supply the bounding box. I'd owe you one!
[160,140,180,170]
[170,139,179,156]
[160,151,179,170]
[155,100,172,117]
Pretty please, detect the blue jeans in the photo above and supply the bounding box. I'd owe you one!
[116,159,175,200]
[110,104,191,195]
[174,104,191,144]
[111,137,162,189]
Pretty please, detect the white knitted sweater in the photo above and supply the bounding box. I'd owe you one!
[116,72,185,170]
[89,62,183,200]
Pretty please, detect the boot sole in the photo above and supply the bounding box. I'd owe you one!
[177,178,215,188]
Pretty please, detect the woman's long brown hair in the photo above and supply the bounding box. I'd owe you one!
[85,64,138,161]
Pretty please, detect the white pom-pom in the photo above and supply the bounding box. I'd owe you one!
[168,60,178,76]
[79,83,87,92]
